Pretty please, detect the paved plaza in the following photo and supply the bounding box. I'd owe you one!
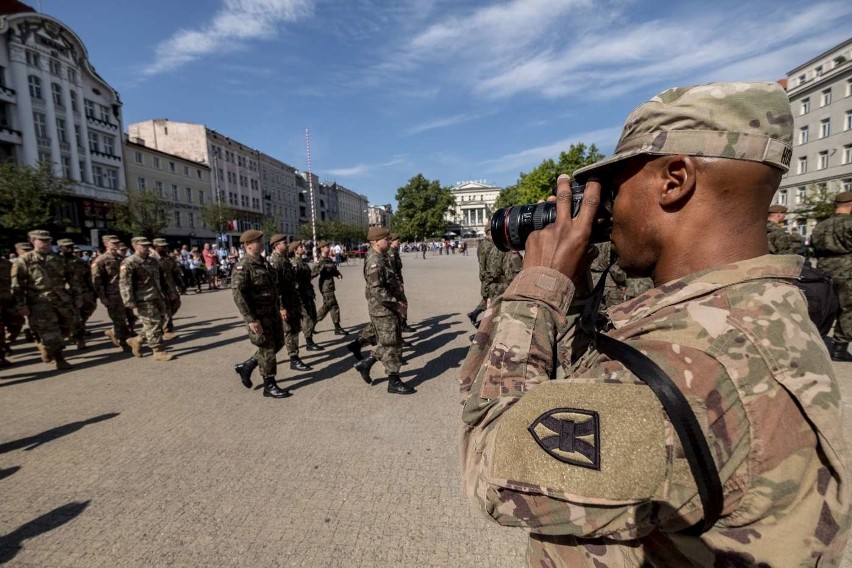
[3,251,852,567]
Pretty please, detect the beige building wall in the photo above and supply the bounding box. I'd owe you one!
[447,180,502,236]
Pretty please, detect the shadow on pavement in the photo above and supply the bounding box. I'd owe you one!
[0,501,90,564]
[0,466,21,481]
[0,413,119,454]
[405,345,469,388]
[0,346,136,388]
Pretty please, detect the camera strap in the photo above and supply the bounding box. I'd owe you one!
[578,262,723,535]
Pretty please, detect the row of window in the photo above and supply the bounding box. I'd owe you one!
[135,178,207,205]
[776,180,852,208]
[216,167,259,189]
[133,151,205,179]
[797,111,852,144]
[795,56,851,87]
[800,80,852,115]
[795,145,852,174]
[28,75,113,124]
[211,145,258,171]
[25,50,77,83]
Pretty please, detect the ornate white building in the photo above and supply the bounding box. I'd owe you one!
[0,0,127,239]
[446,180,502,237]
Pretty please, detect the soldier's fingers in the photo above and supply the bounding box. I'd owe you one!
[575,179,602,231]
[555,174,573,224]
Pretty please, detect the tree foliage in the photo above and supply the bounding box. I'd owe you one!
[113,188,169,239]
[794,182,838,223]
[494,143,605,206]
[297,220,368,244]
[199,201,238,236]
[0,161,72,230]
[393,174,455,240]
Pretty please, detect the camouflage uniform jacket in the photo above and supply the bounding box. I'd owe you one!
[119,254,167,306]
[156,254,183,295]
[483,246,520,301]
[63,254,95,299]
[231,253,281,324]
[91,251,124,302]
[477,238,496,299]
[312,256,341,293]
[389,248,404,285]
[812,214,852,278]
[12,250,79,309]
[767,222,802,255]
[268,251,301,313]
[0,257,12,307]
[363,248,403,318]
[291,256,316,300]
[460,255,850,567]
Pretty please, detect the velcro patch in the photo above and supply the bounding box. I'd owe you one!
[490,382,666,502]
[235,266,243,271]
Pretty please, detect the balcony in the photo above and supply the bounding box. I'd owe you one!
[85,114,118,130]
[90,149,122,163]
[0,85,15,103]
[36,136,51,148]
[0,124,22,145]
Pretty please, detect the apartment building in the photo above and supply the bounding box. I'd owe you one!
[259,153,299,239]
[321,181,369,227]
[777,37,852,238]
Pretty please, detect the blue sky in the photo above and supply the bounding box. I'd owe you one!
[40,0,852,206]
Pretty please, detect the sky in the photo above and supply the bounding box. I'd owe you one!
[36,0,852,206]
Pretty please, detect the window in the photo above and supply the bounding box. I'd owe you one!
[818,151,828,170]
[61,155,71,178]
[845,145,852,165]
[795,219,807,238]
[51,83,63,107]
[846,111,852,131]
[98,104,111,123]
[134,151,143,164]
[92,165,104,187]
[848,79,852,97]
[55,118,67,143]
[196,169,202,180]
[103,135,115,156]
[137,177,146,190]
[844,179,852,192]
[821,88,832,107]
[74,125,81,148]
[199,191,205,205]
[84,99,95,118]
[169,161,175,173]
[67,68,76,83]
[172,184,179,200]
[802,98,810,114]
[105,168,118,189]
[49,59,61,76]
[815,65,823,77]
[796,187,806,204]
[797,156,807,174]
[69,90,78,111]
[88,131,99,152]
[777,189,788,206]
[241,195,249,207]
[183,165,189,176]
[820,119,830,139]
[186,187,192,203]
[25,50,40,67]
[153,156,161,169]
[217,168,223,180]
[155,181,164,196]
[189,212,195,228]
[174,211,181,227]
[28,75,42,99]
[33,111,47,137]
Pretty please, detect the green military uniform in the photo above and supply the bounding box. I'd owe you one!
[0,257,13,365]
[120,238,174,359]
[292,248,319,347]
[811,200,852,360]
[4,243,31,342]
[590,241,654,310]
[11,231,79,368]
[767,221,803,254]
[268,238,305,362]
[313,241,346,334]
[92,240,132,347]
[153,239,183,334]
[57,239,95,348]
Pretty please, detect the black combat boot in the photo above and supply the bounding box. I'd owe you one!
[290,356,311,371]
[347,339,364,361]
[354,356,375,385]
[334,324,349,336]
[386,373,415,395]
[831,341,852,362]
[305,338,324,351]
[401,320,416,333]
[467,308,482,328]
[234,358,258,389]
[262,375,292,398]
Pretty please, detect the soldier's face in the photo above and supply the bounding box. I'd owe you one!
[609,157,658,278]
[60,246,73,255]
[245,240,263,255]
[134,244,150,257]
[375,238,390,253]
[32,238,51,253]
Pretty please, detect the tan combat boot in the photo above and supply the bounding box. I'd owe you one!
[36,343,53,363]
[54,352,72,370]
[152,350,174,361]
[104,329,120,347]
[162,331,177,341]
[126,336,144,358]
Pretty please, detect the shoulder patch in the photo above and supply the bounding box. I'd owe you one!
[235,265,243,271]
[528,408,600,470]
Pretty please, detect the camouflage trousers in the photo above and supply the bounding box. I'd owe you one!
[831,278,852,343]
[247,312,285,376]
[135,299,167,351]
[164,295,181,332]
[315,290,340,325]
[370,314,401,374]
[1,302,24,340]
[300,296,317,339]
[28,297,77,357]
[358,322,377,345]
[102,296,132,340]
[284,310,301,357]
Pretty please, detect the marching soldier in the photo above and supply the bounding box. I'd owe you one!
[268,235,310,372]
[4,242,33,342]
[291,240,322,351]
[354,227,415,395]
[11,230,80,370]
[313,240,348,335]
[389,234,415,332]
[231,230,291,398]
[57,239,95,349]
[153,238,183,340]
[767,204,803,254]
[0,255,13,366]
[119,237,175,361]
[92,235,133,351]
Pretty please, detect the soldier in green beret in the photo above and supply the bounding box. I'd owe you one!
[291,240,322,351]
[766,204,803,255]
[231,231,291,398]
[268,234,310,372]
[313,240,348,336]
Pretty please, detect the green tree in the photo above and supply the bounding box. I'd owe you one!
[0,161,72,230]
[113,188,169,239]
[795,182,837,223]
[493,183,522,209]
[510,143,605,204]
[393,174,455,240]
[199,201,238,238]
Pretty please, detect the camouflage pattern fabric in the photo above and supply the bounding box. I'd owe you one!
[61,252,95,338]
[269,251,302,356]
[232,253,284,376]
[156,253,183,332]
[92,250,131,340]
[390,247,407,303]
[767,222,803,255]
[0,258,13,358]
[364,248,404,373]
[316,290,340,325]
[482,244,522,301]
[812,214,852,343]
[460,255,849,566]
[120,254,169,351]
[591,242,654,310]
[314,256,342,325]
[11,250,79,357]
[292,255,317,340]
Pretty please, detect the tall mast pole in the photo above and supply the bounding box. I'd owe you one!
[306,128,318,261]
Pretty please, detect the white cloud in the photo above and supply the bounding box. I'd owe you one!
[407,112,485,135]
[326,154,409,177]
[142,0,314,76]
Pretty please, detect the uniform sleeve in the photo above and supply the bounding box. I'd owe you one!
[230,264,256,323]
[119,260,133,305]
[365,261,400,311]
[91,259,106,301]
[11,260,29,308]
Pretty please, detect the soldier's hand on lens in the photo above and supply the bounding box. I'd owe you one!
[248,321,262,335]
[523,175,600,283]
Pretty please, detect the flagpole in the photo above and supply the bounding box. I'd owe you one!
[306,128,318,261]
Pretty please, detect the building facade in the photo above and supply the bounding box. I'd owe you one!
[446,180,502,237]
[259,153,299,239]
[123,136,215,247]
[367,204,392,228]
[322,181,369,227]
[0,0,127,241]
[777,38,852,239]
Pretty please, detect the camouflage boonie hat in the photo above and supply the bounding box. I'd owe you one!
[317,240,329,249]
[239,230,263,244]
[575,82,794,179]
[152,238,168,247]
[835,192,852,204]
[131,236,151,246]
[288,240,302,253]
[15,242,33,251]
[56,238,75,247]
[389,233,399,242]
[367,227,389,241]
[768,204,788,213]
[269,234,287,246]
[101,234,117,243]
[28,230,52,240]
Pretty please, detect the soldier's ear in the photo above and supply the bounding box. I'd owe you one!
[658,155,695,209]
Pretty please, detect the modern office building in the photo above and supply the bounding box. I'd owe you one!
[777,38,852,238]
[0,0,127,241]
[446,180,502,237]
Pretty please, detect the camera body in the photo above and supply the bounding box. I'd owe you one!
[490,180,614,252]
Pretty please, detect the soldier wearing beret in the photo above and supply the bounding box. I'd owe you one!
[354,226,415,395]
[92,235,134,351]
[153,238,183,340]
[11,230,80,370]
[268,235,310,372]
[231,230,291,398]
[811,191,852,361]
[57,239,96,349]
[120,237,176,361]
[767,204,803,255]
[291,240,322,351]
[313,240,348,336]
[388,234,415,333]
[461,82,849,565]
